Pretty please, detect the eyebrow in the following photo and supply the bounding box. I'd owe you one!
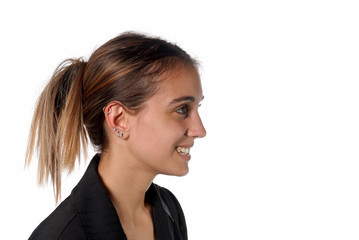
[169,96,204,105]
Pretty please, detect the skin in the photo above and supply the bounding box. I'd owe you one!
[98,65,206,240]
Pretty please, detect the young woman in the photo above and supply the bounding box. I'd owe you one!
[26,32,206,240]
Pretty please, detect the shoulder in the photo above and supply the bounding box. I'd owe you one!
[28,196,86,240]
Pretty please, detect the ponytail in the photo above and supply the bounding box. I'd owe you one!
[26,58,88,203]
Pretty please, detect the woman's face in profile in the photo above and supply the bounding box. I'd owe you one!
[126,66,206,176]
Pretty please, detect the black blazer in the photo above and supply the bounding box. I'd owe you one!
[29,154,188,240]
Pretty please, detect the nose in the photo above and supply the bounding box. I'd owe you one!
[186,111,206,138]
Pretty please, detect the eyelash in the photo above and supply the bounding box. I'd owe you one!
[176,105,189,117]
[175,103,202,117]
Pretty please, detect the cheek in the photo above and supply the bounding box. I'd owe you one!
[133,115,185,153]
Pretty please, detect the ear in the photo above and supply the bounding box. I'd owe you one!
[103,101,130,139]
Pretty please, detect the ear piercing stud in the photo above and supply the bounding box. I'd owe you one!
[103,107,111,114]
[113,128,123,137]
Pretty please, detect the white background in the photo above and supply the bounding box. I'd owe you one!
[1,0,359,239]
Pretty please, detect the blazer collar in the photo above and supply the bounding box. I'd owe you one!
[70,154,176,240]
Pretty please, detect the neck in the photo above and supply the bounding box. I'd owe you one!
[98,150,156,219]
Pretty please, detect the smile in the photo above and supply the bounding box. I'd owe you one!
[176,146,191,156]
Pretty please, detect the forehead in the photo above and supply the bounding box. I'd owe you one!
[155,65,202,101]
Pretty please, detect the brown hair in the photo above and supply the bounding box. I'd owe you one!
[26,32,198,202]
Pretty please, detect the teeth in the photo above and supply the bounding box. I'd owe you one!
[176,147,190,156]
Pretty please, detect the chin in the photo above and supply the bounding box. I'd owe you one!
[173,167,190,177]
[162,167,189,177]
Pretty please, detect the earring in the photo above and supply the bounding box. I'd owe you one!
[103,106,111,114]
[113,128,123,137]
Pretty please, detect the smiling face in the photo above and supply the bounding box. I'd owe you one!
[126,65,206,176]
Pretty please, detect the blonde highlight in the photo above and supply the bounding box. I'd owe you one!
[26,59,88,202]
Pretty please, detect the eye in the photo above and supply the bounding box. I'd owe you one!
[176,105,189,117]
